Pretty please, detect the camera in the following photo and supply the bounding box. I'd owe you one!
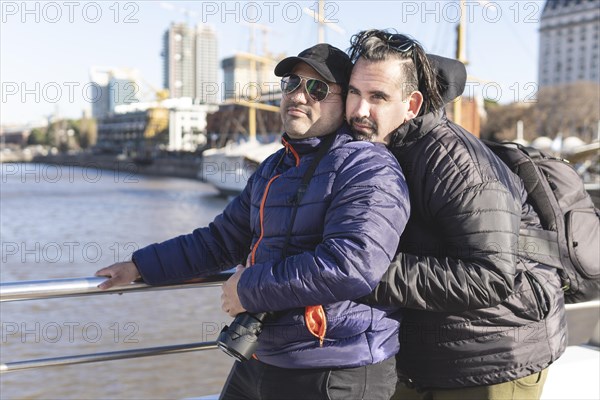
[217,312,267,362]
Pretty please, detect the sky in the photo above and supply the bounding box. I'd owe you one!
[0,0,546,126]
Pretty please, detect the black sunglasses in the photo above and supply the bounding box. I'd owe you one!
[280,74,340,102]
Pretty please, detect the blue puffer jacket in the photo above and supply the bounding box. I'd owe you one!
[132,126,410,369]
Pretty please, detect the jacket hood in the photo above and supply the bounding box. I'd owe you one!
[388,55,466,148]
[427,54,467,105]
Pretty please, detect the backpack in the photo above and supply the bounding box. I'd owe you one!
[484,140,600,303]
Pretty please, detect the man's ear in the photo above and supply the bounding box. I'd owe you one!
[406,91,424,120]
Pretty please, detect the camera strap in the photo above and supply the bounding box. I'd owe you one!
[281,133,336,259]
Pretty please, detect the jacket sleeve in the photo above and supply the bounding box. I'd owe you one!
[237,147,410,313]
[364,178,521,312]
[131,174,254,285]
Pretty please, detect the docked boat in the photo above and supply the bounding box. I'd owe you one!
[199,139,282,197]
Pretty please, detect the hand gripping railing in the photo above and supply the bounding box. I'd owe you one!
[0,273,232,373]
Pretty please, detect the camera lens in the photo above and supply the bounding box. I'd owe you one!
[217,312,267,362]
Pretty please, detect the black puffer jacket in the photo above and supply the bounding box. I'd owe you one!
[366,110,567,388]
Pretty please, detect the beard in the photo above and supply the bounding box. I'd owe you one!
[348,117,377,142]
[349,116,409,145]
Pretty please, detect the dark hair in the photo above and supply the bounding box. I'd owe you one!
[348,29,444,115]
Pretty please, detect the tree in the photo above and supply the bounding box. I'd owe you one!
[26,128,48,145]
[534,83,600,142]
[481,82,600,142]
[77,117,97,149]
[481,103,535,142]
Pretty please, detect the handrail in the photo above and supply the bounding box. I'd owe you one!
[0,273,233,374]
[1,275,598,374]
[564,299,600,310]
[0,273,232,302]
[1,341,218,374]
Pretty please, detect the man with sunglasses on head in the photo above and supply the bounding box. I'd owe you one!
[95,43,410,399]
[346,29,566,400]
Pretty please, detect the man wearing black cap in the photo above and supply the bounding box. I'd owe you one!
[346,29,566,400]
[96,43,410,399]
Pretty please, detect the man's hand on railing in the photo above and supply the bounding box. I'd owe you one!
[221,265,247,317]
[95,261,142,290]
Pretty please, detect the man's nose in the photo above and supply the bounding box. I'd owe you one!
[350,98,370,119]
[287,84,309,104]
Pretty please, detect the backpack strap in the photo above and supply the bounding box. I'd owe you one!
[518,229,562,269]
[521,146,542,159]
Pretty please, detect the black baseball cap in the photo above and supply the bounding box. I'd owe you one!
[274,43,352,86]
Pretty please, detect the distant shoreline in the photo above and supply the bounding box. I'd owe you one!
[3,153,204,181]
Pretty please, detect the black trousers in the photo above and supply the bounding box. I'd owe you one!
[219,356,397,400]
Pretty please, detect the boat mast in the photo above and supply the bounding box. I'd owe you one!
[303,0,345,44]
[236,24,278,142]
[318,0,325,43]
[249,25,257,142]
[453,0,468,126]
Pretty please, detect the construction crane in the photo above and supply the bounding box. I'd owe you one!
[220,22,281,142]
[105,68,169,139]
[237,0,346,139]
[243,21,274,57]
[137,75,170,102]
[131,76,169,139]
[111,68,169,139]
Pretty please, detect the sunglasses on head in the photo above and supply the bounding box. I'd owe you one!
[384,33,417,53]
[280,74,340,102]
[364,31,420,83]
[358,30,416,54]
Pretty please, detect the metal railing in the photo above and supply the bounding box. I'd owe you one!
[1,275,598,374]
[0,274,231,302]
[0,273,231,373]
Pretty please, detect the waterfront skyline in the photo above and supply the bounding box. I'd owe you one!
[1,0,545,125]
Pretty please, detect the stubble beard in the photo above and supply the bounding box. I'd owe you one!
[281,102,313,137]
[349,117,377,142]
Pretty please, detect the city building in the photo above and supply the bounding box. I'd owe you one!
[167,99,218,151]
[96,109,162,153]
[0,125,31,146]
[221,53,282,102]
[195,25,219,104]
[162,23,218,103]
[96,98,216,153]
[163,23,195,99]
[89,67,140,119]
[539,0,600,86]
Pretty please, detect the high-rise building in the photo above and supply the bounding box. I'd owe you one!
[162,23,195,99]
[539,0,600,87]
[162,23,218,103]
[196,25,219,104]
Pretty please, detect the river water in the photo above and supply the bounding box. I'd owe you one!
[0,163,235,399]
